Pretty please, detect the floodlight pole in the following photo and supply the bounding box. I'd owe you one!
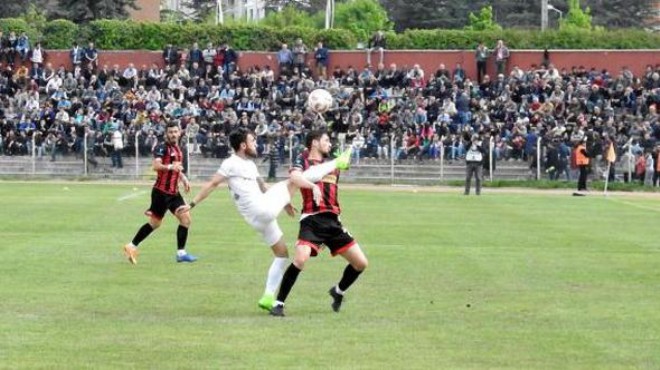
[541,0,549,31]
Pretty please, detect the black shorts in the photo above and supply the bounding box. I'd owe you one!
[297,213,355,257]
[145,188,185,220]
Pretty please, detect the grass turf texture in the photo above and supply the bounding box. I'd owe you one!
[1,182,659,369]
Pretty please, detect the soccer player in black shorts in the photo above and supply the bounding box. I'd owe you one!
[122,122,197,264]
[270,130,368,316]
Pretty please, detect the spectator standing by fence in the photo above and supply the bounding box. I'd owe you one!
[475,41,489,84]
[314,41,329,79]
[464,134,485,195]
[494,40,510,76]
[367,30,386,66]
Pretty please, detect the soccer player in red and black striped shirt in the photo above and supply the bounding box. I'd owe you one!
[122,122,197,264]
[270,130,368,317]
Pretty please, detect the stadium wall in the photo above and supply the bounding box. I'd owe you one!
[42,50,660,79]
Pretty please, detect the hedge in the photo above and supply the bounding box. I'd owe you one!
[2,18,660,50]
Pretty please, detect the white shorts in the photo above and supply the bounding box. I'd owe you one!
[254,219,284,247]
[243,181,290,246]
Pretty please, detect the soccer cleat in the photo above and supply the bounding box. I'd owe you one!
[258,294,275,311]
[176,253,198,263]
[270,303,285,317]
[335,147,352,170]
[328,287,344,312]
[123,244,139,265]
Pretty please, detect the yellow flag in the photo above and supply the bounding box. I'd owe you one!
[606,142,616,163]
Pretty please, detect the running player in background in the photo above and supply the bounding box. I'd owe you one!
[177,127,352,311]
[270,130,368,317]
[122,122,197,264]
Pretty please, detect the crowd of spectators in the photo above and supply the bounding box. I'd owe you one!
[1,34,660,184]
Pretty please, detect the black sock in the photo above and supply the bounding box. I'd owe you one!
[338,264,363,292]
[276,264,301,303]
[131,223,154,246]
[177,225,188,250]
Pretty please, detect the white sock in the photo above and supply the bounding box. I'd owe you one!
[177,249,186,257]
[127,242,136,248]
[335,285,345,295]
[265,257,288,296]
[274,300,285,307]
[302,160,337,182]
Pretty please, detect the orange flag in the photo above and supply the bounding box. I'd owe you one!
[606,142,616,163]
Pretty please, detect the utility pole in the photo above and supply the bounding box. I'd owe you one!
[541,0,548,31]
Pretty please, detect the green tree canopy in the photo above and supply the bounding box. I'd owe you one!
[465,5,501,31]
[261,5,317,28]
[560,0,593,30]
[333,0,393,41]
[55,0,138,23]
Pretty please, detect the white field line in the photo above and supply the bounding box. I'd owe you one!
[117,190,148,202]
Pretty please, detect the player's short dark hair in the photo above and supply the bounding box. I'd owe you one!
[166,121,180,130]
[229,127,253,151]
[305,130,328,149]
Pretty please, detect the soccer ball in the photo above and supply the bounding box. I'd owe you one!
[307,89,333,113]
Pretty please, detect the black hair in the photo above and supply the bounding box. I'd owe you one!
[166,121,180,130]
[229,127,253,151]
[305,129,327,149]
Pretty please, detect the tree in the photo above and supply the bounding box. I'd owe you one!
[55,0,138,23]
[465,5,501,31]
[261,5,316,28]
[560,0,593,30]
[583,0,652,28]
[333,0,393,41]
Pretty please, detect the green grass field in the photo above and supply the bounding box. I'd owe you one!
[1,182,659,369]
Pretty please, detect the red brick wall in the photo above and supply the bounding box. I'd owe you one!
[40,49,660,80]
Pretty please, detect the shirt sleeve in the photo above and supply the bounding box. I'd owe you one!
[217,158,231,177]
[291,153,306,172]
[153,144,166,159]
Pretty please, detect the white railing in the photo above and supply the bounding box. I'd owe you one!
[536,137,542,180]
[135,131,141,179]
[31,134,36,175]
[439,142,444,181]
[83,131,88,176]
[489,136,494,182]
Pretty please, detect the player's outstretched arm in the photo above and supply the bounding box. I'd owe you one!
[176,173,226,215]
[290,169,323,206]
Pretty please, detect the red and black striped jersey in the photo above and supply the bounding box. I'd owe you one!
[292,152,341,216]
[153,143,183,195]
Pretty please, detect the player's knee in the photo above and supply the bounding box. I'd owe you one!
[149,218,162,229]
[178,214,191,227]
[352,256,368,271]
[271,241,288,258]
[293,256,308,270]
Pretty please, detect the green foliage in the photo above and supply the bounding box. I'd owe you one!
[22,3,47,38]
[41,19,79,49]
[0,18,39,43]
[560,0,593,31]
[465,6,501,31]
[332,0,393,41]
[2,17,659,50]
[261,5,316,28]
[56,0,138,24]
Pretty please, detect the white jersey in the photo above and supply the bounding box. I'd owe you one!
[217,154,264,218]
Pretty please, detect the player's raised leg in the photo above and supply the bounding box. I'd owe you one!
[300,147,353,183]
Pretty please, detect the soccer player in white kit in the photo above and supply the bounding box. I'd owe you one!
[177,127,351,310]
